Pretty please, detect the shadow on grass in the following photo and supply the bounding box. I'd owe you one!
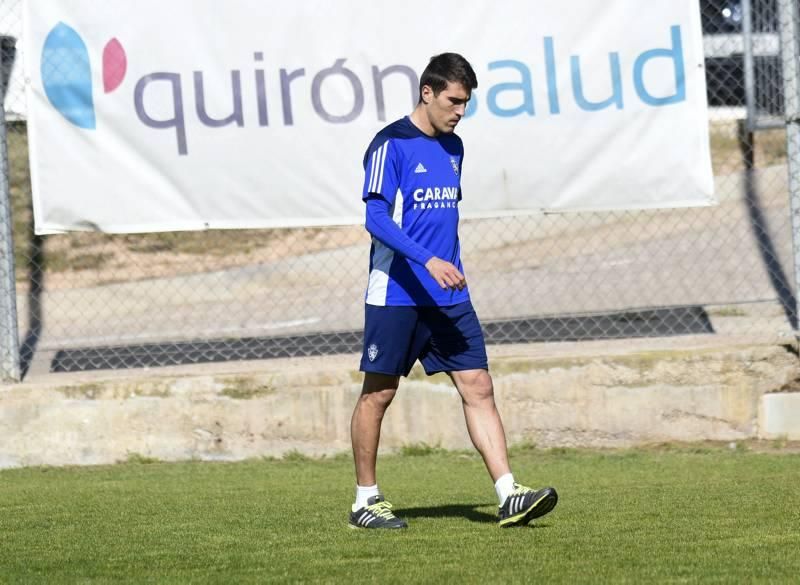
[396,503,557,528]
[395,503,497,524]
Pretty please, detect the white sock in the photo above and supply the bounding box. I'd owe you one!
[495,473,516,506]
[353,484,380,511]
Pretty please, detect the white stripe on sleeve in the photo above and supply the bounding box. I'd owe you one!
[375,141,389,193]
[368,149,379,193]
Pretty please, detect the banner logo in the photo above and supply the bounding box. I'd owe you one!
[39,20,689,158]
[41,22,127,130]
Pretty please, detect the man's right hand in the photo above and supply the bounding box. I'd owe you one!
[425,257,467,291]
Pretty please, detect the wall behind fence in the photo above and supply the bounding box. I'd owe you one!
[1,0,798,380]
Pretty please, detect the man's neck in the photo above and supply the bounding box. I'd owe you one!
[409,107,438,137]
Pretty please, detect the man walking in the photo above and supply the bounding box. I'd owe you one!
[349,53,557,529]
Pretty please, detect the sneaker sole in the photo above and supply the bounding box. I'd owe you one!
[348,521,408,530]
[499,487,558,528]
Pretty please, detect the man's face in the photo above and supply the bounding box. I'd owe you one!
[421,81,470,134]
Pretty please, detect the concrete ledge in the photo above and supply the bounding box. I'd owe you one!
[1,337,798,468]
[759,392,800,440]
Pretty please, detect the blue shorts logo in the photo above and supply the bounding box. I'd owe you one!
[367,344,379,362]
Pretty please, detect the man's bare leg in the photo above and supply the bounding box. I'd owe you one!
[449,369,511,482]
[351,373,400,486]
[348,373,408,528]
[451,368,558,526]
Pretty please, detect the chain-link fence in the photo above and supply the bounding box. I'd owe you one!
[2,0,800,381]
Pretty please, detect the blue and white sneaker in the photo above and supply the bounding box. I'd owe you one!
[349,494,408,529]
[498,484,558,527]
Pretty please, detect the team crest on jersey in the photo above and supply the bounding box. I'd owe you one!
[367,343,379,362]
[450,157,460,176]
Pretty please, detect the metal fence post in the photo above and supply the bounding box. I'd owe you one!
[743,0,758,131]
[0,37,21,382]
[779,0,800,335]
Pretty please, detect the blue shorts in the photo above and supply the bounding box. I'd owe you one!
[360,300,489,376]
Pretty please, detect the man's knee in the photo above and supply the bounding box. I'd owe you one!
[359,387,397,411]
[359,373,400,410]
[452,369,494,404]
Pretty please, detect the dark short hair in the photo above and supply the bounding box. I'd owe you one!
[418,53,478,102]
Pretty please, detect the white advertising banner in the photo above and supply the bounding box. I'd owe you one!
[25,0,714,234]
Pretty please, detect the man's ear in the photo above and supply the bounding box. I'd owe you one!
[420,85,433,105]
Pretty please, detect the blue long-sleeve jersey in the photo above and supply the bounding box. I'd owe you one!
[362,116,469,307]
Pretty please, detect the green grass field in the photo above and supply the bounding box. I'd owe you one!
[1,446,799,584]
